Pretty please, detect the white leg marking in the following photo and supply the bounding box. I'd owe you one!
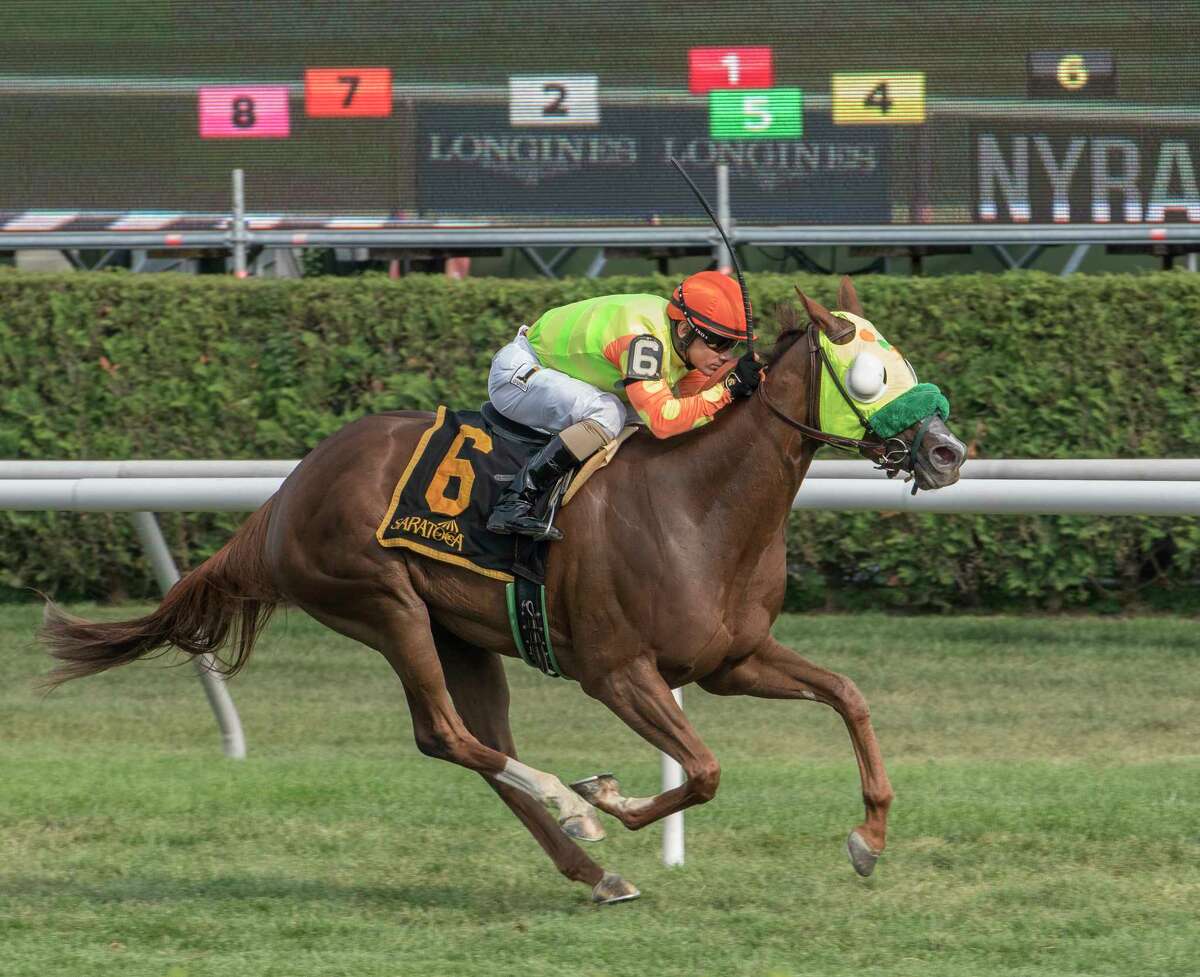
[615,794,655,816]
[495,759,594,821]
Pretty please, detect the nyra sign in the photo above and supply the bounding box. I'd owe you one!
[973,128,1200,224]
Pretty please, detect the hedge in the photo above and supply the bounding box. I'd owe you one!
[2,269,1198,612]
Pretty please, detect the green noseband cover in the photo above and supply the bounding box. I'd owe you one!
[868,383,950,439]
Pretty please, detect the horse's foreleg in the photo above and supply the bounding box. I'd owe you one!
[573,659,721,831]
[433,628,641,903]
[699,635,894,876]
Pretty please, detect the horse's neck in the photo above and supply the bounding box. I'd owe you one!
[672,346,817,542]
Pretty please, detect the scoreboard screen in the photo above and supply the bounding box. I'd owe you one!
[0,0,1197,229]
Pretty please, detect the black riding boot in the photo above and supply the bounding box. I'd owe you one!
[486,435,577,541]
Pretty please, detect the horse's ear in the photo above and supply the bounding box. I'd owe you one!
[774,301,799,332]
[795,287,855,344]
[837,275,864,318]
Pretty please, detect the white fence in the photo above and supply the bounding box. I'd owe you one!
[4,458,1200,514]
[5,458,1200,865]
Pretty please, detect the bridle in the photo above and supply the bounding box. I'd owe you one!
[756,323,937,487]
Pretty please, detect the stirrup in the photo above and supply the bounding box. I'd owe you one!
[487,505,563,541]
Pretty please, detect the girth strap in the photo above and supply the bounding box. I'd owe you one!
[505,577,562,678]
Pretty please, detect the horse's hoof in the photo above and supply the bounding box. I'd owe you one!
[570,773,619,806]
[847,830,881,877]
[591,871,640,906]
[560,811,606,843]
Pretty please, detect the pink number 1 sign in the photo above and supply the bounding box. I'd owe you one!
[198,86,291,139]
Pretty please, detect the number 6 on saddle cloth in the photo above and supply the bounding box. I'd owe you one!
[375,403,636,675]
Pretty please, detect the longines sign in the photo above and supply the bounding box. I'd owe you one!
[417,106,890,222]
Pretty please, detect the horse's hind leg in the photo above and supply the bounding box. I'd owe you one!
[297,584,627,898]
[699,634,894,878]
[300,592,593,823]
[433,626,639,905]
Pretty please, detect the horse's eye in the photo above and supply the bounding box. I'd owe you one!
[846,352,888,402]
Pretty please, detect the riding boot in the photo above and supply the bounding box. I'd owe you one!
[486,435,578,541]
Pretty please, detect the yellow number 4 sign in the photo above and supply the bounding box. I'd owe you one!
[832,72,925,125]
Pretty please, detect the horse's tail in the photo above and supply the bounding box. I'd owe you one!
[40,499,281,689]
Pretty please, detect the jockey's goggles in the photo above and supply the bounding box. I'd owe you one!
[694,326,741,354]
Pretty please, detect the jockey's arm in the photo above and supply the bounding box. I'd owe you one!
[624,377,732,438]
[675,360,736,396]
[603,329,736,439]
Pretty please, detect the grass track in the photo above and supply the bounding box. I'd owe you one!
[2,604,1198,977]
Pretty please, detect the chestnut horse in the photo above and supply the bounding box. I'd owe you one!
[42,278,965,904]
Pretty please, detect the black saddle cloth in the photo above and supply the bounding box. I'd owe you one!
[376,405,555,583]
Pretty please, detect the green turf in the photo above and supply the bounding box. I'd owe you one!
[2,604,1198,977]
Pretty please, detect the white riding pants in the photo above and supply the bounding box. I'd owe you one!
[487,328,628,439]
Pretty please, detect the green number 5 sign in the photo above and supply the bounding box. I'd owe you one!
[708,88,802,140]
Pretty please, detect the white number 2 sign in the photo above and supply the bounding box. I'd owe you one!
[509,75,600,126]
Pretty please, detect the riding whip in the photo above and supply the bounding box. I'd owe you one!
[667,157,756,359]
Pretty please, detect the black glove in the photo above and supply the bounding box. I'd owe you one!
[723,353,763,399]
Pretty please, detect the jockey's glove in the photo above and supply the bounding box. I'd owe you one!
[724,353,764,399]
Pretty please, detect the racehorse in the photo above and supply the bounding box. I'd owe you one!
[41,278,966,904]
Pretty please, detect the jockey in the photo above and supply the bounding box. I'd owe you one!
[486,270,764,540]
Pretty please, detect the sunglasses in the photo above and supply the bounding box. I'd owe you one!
[695,328,740,354]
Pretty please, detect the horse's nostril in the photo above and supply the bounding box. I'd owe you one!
[931,444,961,469]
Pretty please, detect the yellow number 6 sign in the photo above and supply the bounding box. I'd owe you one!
[1056,55,1089,91]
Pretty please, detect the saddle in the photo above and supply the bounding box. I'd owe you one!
[479,402,637,507]
[376,404,636,582]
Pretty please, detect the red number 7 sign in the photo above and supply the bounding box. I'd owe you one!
[305,67,392,117]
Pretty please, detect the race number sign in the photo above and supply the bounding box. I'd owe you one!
[832,72,926,125]
[305,68,392,117]
[688,47,773,94]
[508,75,600,126]
[198,85,290,138]
[708,88,802,140]
[1027,50,1116,98]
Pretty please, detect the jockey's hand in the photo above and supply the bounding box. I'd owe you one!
[723,353,764,399]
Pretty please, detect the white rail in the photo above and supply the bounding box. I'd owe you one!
[3,473,1198,515]
[6,458,1200,481]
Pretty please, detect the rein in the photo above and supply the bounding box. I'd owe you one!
[756,324,919,482]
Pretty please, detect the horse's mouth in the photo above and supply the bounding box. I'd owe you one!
[909,417,966,491]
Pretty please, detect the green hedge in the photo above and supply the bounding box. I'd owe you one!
[2,269,1198,611]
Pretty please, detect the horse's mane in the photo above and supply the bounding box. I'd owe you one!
[766,303,809,367]
[767,327,807,367]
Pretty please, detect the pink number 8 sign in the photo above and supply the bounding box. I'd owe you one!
[199,86,291,139]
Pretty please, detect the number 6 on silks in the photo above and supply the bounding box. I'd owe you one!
[623,336,665,384]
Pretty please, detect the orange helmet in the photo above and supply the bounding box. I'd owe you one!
[667,270,755,345]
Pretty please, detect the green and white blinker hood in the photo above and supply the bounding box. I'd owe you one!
[818,311,950,450]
